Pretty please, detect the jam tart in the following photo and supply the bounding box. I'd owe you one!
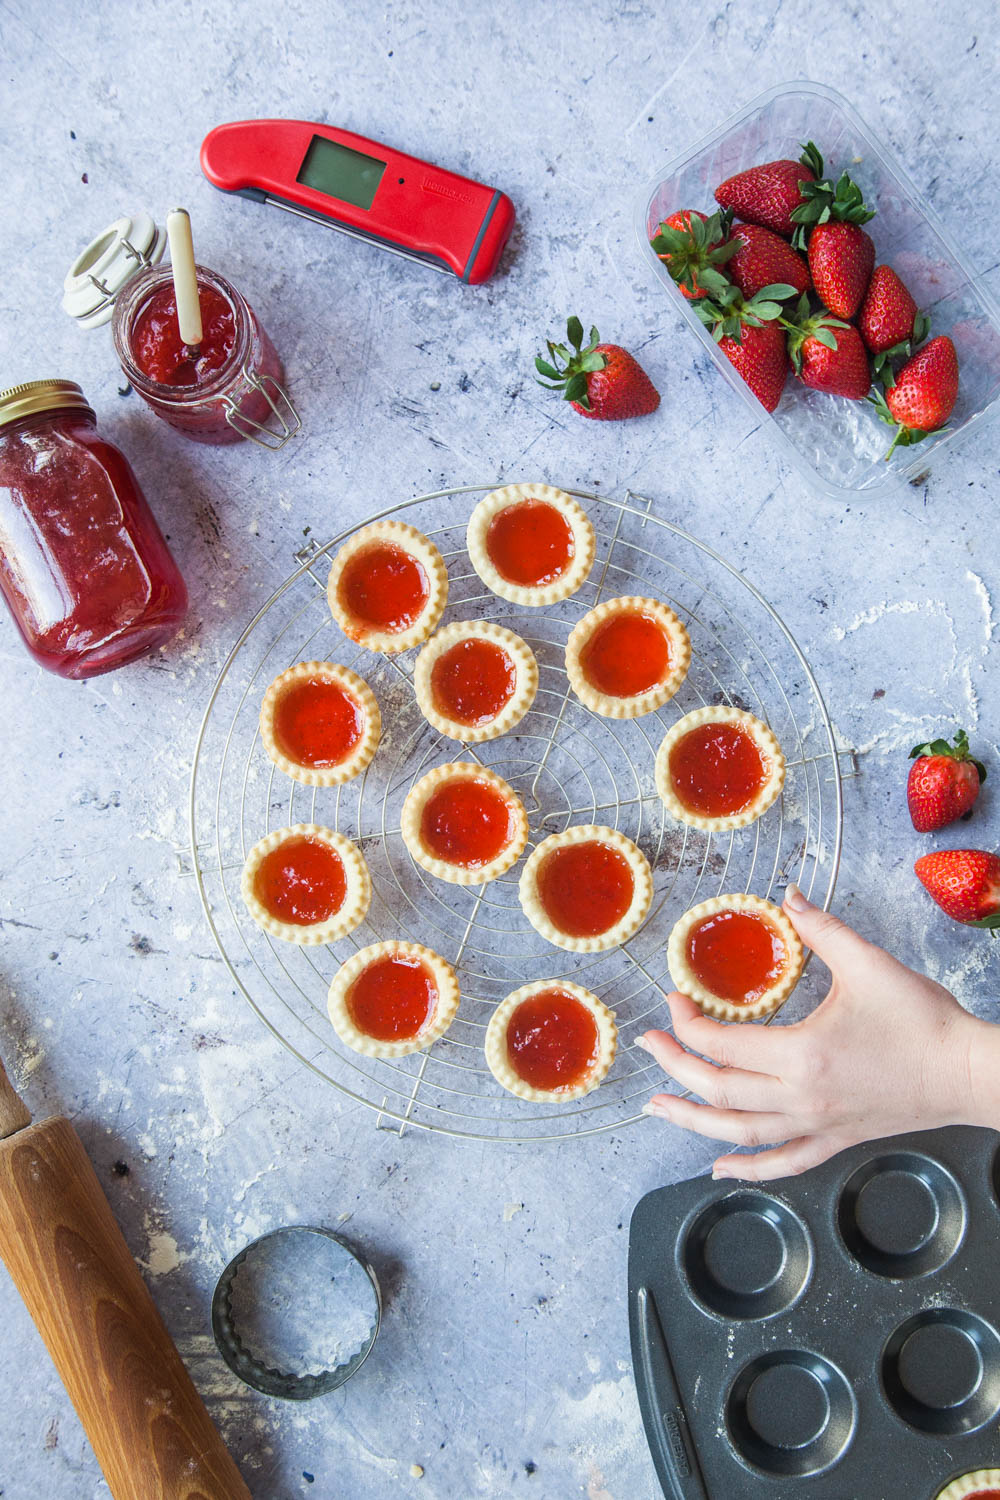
[667,893,803,1021]
[466,483,595,606]
[401,764,529,885]
[485,981,617,1102]
[566,596,691,718]
[655,706,785,830]
[935,1473,1000,1500]
[241,825,371,945]
[326,519,447,653]
[260,661,380,786]
[414,620,538,742]
[327,940,460,1058]
[519,824,653,952]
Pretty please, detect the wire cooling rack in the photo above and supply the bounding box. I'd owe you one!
[189,486,846,1143]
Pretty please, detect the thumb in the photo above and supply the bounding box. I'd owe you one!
[782,882,876,977]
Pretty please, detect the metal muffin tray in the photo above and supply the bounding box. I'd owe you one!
[628,1125,1000,1499]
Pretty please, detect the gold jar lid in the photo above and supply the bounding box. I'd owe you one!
[0,380,94,429]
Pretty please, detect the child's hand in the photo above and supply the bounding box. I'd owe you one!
[638,882,989,1181]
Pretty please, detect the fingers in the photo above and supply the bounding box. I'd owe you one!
[782,883,880,978]
[638,1028,784,1112]
[712,1133,852,1182]
[662,993,791,1071]
[644,1093,792,1149]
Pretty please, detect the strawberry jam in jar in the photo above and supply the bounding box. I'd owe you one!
[0,381,188,678]
[112,265,298,447]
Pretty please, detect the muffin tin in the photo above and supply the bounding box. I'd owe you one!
[628,1125,1000,1499]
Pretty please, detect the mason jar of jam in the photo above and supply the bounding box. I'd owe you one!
[111,264,299,448]
[0,380,188,678]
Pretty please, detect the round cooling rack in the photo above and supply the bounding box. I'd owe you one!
[189,486,845,1143]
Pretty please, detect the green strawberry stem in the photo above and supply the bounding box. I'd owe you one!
[909,729,986,783]
[780,290,850,372]
[694,282,799,343]
[534,317,607,409]
[790,154,875,250]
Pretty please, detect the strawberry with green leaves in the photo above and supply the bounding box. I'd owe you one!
[535,317,660,421]
[791,169,876,318]
[715,142,824,238]
[724,222,811,299]
[783,293,872,400]
[693,282,799,412]
[908,729,985,832]
[650,209,738,301]
[869,335,959,457]
[915,849,1000,931]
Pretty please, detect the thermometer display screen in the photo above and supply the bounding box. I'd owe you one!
[296,135,387,211]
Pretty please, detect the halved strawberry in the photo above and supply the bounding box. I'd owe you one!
[907,729,985,832]
[715,142,823,238]
[725,223,811,299]
[914,849,1000,930]
[650,209,737,301]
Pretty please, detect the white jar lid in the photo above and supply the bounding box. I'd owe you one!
[62,213,167,329]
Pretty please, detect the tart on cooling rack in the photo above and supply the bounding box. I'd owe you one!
[327,941,460,1057]
[414,621,538,742]
[655,706,785,830]
[327,519,448,653]
[519,824,653,951]
[241,825,371,944]
[485,981,617,1102]
[935,1473,1000,1500]
[667,893,803,1021]
[566,596,691,718]
[466,483,595,606]
[401,764,529,885]
[260,661,381,786]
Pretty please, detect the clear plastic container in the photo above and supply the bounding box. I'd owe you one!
[636,81,1000,500]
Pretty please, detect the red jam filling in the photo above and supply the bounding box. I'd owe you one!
[430,637,516,726]
[131,281,237,387]
[963,1492,1000,1499]
[668,722,768,817]
[253,836,346,926]
[346,954,437,1041]
[421,777,515,868]
[339,542,429,635]
[537,841,634,938]
[273,676,362,768]
[506,989,601,1092]
[486,499,574,587]
[580,611,670,698]
[687,910,787,1004]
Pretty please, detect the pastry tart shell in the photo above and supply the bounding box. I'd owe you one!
[519,824,653,952]
[655,705,785,831]
[485,981,618,1102]
[259,661,381,787]
[413,620,538,743]
[565,596,691,718]
[667,893,803,1021]
[326,519,448,654]
[241,824,371,945]
[466,483,595,606]
[401,763,529,885]
[327,940,460,1058]
[935,1474,1000,1500]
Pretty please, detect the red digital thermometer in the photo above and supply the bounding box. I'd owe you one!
[200,119,515,285]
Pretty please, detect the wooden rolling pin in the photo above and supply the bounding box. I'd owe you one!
[0,1053,251,1500]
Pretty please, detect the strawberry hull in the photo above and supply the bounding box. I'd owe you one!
[637,81,1000,500]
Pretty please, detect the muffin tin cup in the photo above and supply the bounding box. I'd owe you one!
[629,1126,1000,1499]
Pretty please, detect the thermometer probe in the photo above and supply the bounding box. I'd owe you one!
[200,119,515,284]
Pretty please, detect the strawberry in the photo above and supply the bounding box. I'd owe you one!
[914,849,1000,930]
[808,222,876,319]
[650,209,738,301]
[859,266,919,354]
[715,142,823,238]
[535,317,659,420]
[907,729,986,832]
[694,282,797,412]
[725,223,811,299]
[784,294,872,400]
[868,336,959,457]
